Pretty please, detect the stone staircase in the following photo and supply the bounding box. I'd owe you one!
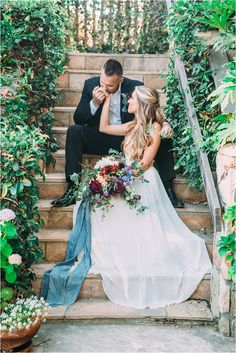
[34,53,214,324]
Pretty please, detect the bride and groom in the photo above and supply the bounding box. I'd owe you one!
[40,60,211,309]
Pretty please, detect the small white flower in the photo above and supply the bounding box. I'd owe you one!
[94,156,119,169]
[8,254,22,265]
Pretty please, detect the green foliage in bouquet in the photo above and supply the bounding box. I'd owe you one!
[217,204,236,283]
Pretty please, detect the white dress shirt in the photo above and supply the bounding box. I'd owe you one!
[89,85,122,125]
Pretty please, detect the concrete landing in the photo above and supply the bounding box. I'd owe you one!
[32,322,234,352]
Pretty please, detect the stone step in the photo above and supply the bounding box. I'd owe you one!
[37,173,206,202]
[38,229,213,264]
[33,262,212,302]
[57,70,167,90]
[55,88,166,108]
[42,297,214,324]
[37,200,213,230]
[53,106,75,127]
[50,149,183,174]
[67,52,170,72]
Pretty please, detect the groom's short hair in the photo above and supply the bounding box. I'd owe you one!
[103,59,123,77]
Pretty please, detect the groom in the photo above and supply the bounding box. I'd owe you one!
[52,59,184,208]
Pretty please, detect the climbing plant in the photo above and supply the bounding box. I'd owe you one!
[64,0,169,54]
[1,0,70,165]
[163,0,219,190]
[0,0,71,297]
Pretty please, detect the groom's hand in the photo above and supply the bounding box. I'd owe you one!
[161,122,174,138]
[92,86,106,107]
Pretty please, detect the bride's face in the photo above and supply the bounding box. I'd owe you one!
[128,91,138,115]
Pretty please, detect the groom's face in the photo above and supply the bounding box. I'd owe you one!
[100,70,124,94]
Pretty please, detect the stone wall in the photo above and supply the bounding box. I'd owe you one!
[211,231,235,336]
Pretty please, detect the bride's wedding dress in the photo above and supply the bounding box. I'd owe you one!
[74,161,212,309]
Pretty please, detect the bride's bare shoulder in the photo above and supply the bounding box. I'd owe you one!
[150,123,162,137]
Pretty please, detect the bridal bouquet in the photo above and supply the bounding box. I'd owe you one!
[71,150,148,217]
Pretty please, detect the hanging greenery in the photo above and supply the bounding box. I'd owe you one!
[1,0,70,165]
[0,0,71,298]
[66,0,169,54]
[163,0,219,190]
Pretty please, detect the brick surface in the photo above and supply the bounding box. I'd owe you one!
[46,242,67,262]
[54,111,70,127]
[85,56,123,70]
[144,75,167,89]
[123,57,169,72]
[231,289,236,317]
[68,55,86,70]
[219,275,230,313]
[56,73,69,88]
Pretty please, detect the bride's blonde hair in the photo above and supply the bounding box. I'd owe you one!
[122,86,164,161]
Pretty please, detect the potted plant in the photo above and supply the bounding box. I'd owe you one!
[0,296,48,351]
[0,208,48,351]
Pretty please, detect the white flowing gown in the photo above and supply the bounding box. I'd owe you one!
[74,163,212,309]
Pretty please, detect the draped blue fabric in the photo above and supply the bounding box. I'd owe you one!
[40,201,91,306]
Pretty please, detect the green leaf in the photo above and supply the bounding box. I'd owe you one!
[0,287,14,301]
[1,243,12,257]
[5,264,14,274]
[4,222,17,239]
[12,162,19,171]
[1,184,8,198]
[218,246,228,256]
[0,255,7,268]
[0,238,7,251]
[6,270,16,284]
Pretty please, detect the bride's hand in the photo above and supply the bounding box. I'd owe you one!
[103,90,111,101]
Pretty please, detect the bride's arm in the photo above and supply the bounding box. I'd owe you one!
[99,95,134,136]
[140,124,162,171]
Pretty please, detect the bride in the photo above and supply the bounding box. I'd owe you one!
[41,86,212,309]
[88,85,212,309]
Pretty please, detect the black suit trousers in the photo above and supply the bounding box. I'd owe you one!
[65,124,175,185]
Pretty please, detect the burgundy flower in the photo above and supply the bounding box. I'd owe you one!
[115,180,126,194]
[89,180,102,194]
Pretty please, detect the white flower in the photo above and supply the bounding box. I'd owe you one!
[0,208,16,222]
[94,156,119,169]
[96,174,107,186]
[8,254,22,265]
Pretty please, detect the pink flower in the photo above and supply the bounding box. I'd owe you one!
[0,209,16,222]
[8,254,22,265]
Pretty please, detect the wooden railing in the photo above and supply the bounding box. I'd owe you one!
[165,0,222,233]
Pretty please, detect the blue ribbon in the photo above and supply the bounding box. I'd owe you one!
[40,201,91,306]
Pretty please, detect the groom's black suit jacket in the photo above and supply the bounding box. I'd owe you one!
[73,76,143,128]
